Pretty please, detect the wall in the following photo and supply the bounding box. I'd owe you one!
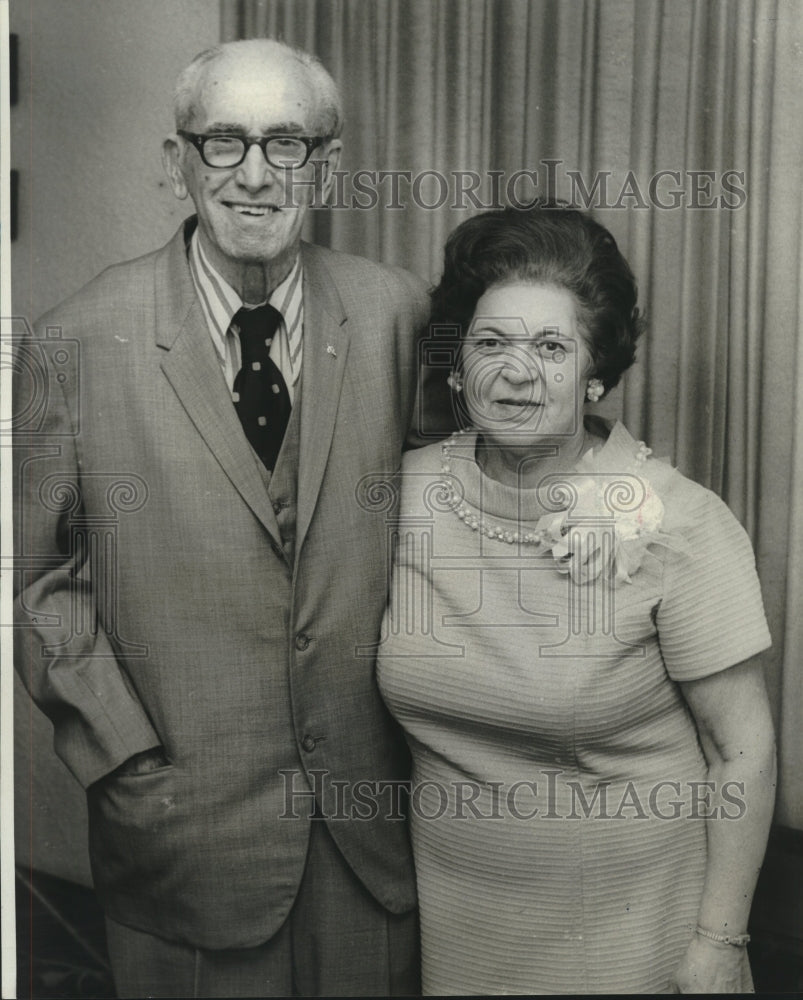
[10,0,221,325]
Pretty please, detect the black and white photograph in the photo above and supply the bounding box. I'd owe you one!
[2,0,802,996]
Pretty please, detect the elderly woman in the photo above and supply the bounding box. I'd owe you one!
[377,204,776,995]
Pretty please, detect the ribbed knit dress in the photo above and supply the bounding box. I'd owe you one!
[377,423,770,995]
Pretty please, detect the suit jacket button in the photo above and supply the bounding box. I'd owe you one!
[301,735,316,752]
[295,632,311,651]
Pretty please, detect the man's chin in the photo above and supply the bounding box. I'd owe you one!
[220,236,299,267]
[196,214,301,277]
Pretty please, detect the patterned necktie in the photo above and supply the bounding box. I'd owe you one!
[231,304,291,471]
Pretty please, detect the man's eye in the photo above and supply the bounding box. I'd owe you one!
[476,336,501,350]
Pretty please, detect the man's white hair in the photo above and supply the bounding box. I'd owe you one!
[173,38,344,138]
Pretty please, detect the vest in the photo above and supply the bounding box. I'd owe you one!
[258,376,302,567]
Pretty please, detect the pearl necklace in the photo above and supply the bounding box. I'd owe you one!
[439,432,653,546]
[440,432,545,545]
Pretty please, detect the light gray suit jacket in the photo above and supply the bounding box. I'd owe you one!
[14,218,432,948]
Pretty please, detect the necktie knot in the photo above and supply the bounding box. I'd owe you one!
[233,304,283,363]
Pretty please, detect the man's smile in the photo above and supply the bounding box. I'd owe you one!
[223,201,281,217]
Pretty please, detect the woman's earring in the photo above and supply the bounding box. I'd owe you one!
[447,371,463,392]
[586,378,604,402]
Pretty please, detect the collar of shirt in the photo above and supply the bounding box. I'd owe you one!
[188,228,304,400]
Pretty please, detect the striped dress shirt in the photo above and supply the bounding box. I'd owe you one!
[188,230,304,402]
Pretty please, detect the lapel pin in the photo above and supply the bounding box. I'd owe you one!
[326,344,337,357]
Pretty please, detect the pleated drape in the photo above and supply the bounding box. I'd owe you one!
[223,0,803,827]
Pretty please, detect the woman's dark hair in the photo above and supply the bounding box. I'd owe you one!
[430,202,645,395]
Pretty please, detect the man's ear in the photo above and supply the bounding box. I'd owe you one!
[317,139,342,202]
[162,136,189,200]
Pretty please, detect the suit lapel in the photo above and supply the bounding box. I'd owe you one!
[296,244,351,557]
[155,222,282,543]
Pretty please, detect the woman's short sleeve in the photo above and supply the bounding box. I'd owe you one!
[655,481,771,682]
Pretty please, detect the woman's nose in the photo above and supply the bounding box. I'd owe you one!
[502,348,542,385]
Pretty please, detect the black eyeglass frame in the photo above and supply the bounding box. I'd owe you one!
[177,130,327,169]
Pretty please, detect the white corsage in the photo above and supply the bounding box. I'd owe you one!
[534,442,673,585]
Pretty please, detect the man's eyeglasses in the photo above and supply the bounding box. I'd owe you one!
[177,131,326,170]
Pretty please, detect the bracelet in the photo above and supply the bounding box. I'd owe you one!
[695,924,750,947]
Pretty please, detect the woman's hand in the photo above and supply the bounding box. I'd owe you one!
[673,935,748,993]
[677,657,775,990]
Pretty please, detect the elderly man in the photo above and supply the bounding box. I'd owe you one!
[14,39,431,997]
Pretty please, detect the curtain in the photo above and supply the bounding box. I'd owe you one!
[223,0,803,828]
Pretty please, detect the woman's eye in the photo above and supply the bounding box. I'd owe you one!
[474,336,501,350]
[537,340,565,359]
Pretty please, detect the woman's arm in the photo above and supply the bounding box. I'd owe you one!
[674,656,776,993]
